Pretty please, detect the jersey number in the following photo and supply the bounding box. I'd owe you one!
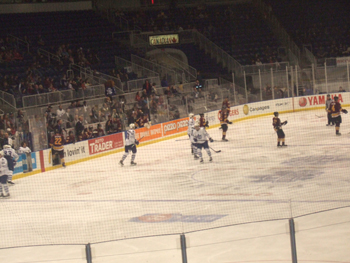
[55,137,62,145]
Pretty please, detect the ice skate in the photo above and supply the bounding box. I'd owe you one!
[194,155,199,160]
[200,158,203,163]
[336,133,341,136]
[3,193,10,198]
[209,157,212,162]
[7,181,15,185]
[119,160,124,166]
[222,138,228,142]
[131,161,137,166]
[62,162,66,168]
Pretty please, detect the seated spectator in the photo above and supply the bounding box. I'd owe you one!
[65,131,75,144]
[95,123,105,137]
[135,91,142,104]
[142,79,152,96]
[170,85,180,96]
[113,116,123,133]
[339,86,346,92]
[161,76,169,87]
[193,79,203,98]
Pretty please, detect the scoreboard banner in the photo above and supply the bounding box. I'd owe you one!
[149,34,179,46]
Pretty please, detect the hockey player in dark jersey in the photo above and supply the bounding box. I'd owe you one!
[328,96,348,135]
[199,113,209,128]
[222,97,231,111]
[50,129,66,167]
[325,94,334,126]
[220,106,232,141]
[273,112,287,147]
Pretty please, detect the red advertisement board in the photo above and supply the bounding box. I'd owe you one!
[135,124,162,143]
[162,117,189,136]
[88,133,124,155]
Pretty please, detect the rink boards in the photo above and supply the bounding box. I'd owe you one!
[13,92,348,179]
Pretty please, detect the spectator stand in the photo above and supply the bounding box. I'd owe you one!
[131,54,179,86]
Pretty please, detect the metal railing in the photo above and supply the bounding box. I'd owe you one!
[115,56,159,79]
[22,85,105,108]
[131,54,178,85]
[37,48,61,65]
[242,62,289,74]
[126,76,160,92]
[7,34,30,53]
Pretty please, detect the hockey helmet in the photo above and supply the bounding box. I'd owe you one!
[274,112,279,117]
[334,96,339,101]
[189,113,194,118]
[199,113,204,117]
[129,123,135,129]
[194,121,200,127]
[327,94,330,97]
[3,145,11,149]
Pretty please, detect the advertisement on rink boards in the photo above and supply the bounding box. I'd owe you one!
[134,123,162,143]
[88,132,123,155]
[162,117,189,136]
[294,93,348,110]
[14,153,38,175]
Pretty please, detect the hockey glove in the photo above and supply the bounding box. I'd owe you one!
[342,109,348,114]
[282,121,288,125]
[13,160,17,166]
[209,138,214,143]
[205,121,209,128]
[193,138,198,142]
[228,121,233,124]
[135,140,139,145]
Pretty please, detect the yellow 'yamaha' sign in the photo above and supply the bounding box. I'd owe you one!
[149,34,179,46]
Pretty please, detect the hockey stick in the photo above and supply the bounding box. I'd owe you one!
[210,146,221,153]
[175,138,189,141]
[315,114,325,118]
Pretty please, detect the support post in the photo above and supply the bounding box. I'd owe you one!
[289,218,298,263]
[86,243,92,263]
[180,234,188,263]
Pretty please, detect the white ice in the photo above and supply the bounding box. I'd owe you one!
[1,109,350,263]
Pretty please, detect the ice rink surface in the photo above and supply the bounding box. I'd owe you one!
[1,109,350,262]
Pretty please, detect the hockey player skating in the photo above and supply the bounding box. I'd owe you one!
[273,112,287,147]
[325,94,334,126]
[3,144,19,184]
[120,123,139,166]
[220,106,232,141]
[0,151,11,197]
[188,113,198,159]
[193,122,214,163]
[328,96,348,135]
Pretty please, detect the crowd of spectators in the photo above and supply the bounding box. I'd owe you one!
[0,109,31,151]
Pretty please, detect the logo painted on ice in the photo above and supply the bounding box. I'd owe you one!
[130,214,227,223]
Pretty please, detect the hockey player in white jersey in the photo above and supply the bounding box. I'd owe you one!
[188,113,198,159]
[119,123,139,166]
[3,145,19,184]
[193,122,214,163]
[0,151,10,197]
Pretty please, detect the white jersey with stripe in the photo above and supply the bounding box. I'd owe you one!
[188,118,195,135]
[125,129,136,146]
[193,127,211,144]
[0,157,10,176]
[3,148,19,161]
